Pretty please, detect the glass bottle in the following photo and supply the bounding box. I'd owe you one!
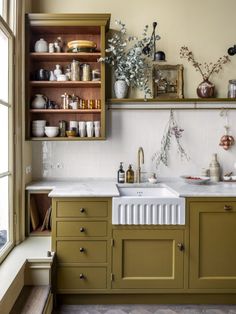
[209,153,221,182]
[117,162,125,183]
[126,164,134,183]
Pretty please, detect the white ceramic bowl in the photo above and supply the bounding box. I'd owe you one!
[181,175,210,185]
[32,120,47,126]
[45,126,59,137]
[32,129,45,137]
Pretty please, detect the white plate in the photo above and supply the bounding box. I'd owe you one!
[181,175,210,185]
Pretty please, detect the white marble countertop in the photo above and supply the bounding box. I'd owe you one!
[26,177,236,197]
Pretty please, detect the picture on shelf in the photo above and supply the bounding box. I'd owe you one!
[152,64,184,99]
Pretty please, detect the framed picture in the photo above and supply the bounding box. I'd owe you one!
[152,64,184,99]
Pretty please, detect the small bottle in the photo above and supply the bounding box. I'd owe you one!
[209,153,221,182]
[117,162,125,183]
[126,164,134,183]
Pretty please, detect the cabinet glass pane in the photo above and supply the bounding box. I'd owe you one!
[0,176,9,251]
[0,104,8,173]
[0,0,3,17]
[0,28,8,103]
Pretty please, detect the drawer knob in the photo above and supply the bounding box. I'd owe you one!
[80,208,85,213]
[79,273,85,279]
[80,247,85,252]
[177,243,184,251]
[80,227,85,232]
[224,205,232,211]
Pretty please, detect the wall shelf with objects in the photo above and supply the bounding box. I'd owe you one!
[25,13,110,141]
[107,98,236,110]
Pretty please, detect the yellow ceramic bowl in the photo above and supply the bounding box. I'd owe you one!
[66,130,77,137]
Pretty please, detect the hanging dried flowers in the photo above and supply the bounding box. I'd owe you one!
[152,110,189,168]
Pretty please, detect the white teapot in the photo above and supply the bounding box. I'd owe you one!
[34,38,48,52]
[31,94,48,109]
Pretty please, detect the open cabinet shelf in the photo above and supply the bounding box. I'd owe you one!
[25,13,110,141]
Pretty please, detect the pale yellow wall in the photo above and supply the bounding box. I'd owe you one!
[30,0,236,97]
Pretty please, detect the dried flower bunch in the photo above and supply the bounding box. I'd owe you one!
[180,46,230,81]
[152,110,189,168]
[99,20,160,98]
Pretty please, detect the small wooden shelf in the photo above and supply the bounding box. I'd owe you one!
[30,52,102,62]
[30,81,101,88]
[29,136,106,141]
[107,98,236,110]
[30,109,101,113]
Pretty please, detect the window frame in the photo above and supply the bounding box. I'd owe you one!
[0,14,14,264]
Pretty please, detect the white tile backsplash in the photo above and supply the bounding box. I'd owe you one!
[32,109,236,180]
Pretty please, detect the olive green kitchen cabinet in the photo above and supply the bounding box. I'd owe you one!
[189,198,236,290]
[51,198,112,294]
[112,228,185,289]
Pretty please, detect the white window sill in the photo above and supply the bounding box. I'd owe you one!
[0,237,51,302]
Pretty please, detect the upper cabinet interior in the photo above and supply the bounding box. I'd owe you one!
[25,13,110,141]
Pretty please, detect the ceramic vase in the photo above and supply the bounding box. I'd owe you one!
[197,79,215,98]
[34,38,48,52]
[114,80,129,99]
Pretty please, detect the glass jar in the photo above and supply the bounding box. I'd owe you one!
[228,80,236,98]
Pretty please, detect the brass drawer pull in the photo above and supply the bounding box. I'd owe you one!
[80,208,85,213]
[80,227,85,232]
[80,247,85,252]
[224,205,232,211]
[177,243,184,251]
[79,273,85,279]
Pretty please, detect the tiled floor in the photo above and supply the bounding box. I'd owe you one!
[54,304,236,314]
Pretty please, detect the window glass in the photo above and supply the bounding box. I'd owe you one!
[0,105,8,173]
[0,28,8,103]
[0,176,9,251]
[0,0,3,18]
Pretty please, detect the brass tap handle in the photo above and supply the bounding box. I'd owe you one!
[79,273,85,279]
[80,227,85,232]
[177,243,184,251]
[80,208,85,213]
[224,205,232,211]
[80,247,85,252]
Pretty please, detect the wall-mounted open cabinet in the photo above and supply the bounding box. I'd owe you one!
[107,98,236,110]
[25,14,110,141]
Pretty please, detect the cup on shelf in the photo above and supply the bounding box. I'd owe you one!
[86,121,94,137]
[94,121,101,137]
[78,121,86,137]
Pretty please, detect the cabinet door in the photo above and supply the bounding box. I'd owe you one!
[112,229,184,289]
[189,200,236,289]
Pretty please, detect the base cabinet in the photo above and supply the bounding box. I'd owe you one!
[189,199,236,290]
[112,229,185,289]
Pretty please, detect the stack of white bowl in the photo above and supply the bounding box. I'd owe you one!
[32,120,46,137]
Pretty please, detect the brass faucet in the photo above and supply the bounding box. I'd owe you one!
[137,147,144,183]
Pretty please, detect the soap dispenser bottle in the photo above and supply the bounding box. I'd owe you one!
[117,162,125,183]
[126,164,135,183]
[209,153,221,182]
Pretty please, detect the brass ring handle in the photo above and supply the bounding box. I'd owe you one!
[177,243,184,251]
[80,208,85,213]
[79,273,85,279]
[80,227,85,232]
[224,205,232,211]
[80,247,85,252]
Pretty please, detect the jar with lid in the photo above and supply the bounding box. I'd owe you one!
[81,64,91,81]
[228,80,236,98]
[71,60,80,81]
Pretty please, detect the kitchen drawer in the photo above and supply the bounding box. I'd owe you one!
[56,240,107,263]
[57,266,107,290]
[56,221,107,237]
[56,201,108,218]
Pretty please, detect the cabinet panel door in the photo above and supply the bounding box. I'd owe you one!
[112,229,184,289]
[189,201,236,289]
[56,221,107,237]
[56,240,107,263]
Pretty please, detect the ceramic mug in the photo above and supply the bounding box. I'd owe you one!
[78,121,86,137]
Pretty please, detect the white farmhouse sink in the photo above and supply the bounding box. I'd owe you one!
[112,184,185,225]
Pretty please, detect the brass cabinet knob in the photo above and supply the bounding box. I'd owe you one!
[80,247,85,252]
[224,205,232,211]
[80,227,85,232]
[80,208,85,213]
[79,273,85,279]
[177,243,184,251]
